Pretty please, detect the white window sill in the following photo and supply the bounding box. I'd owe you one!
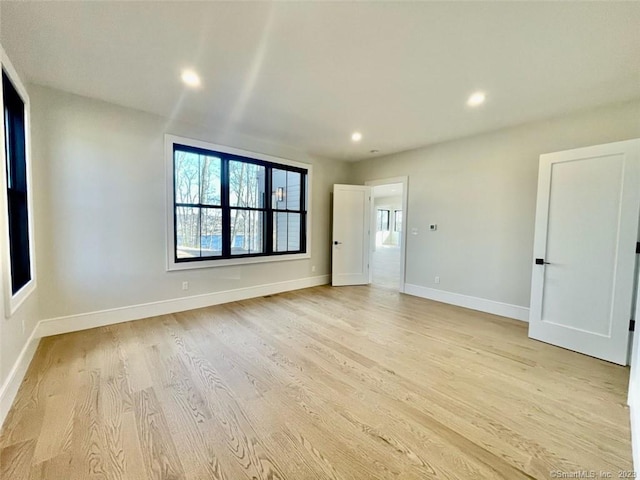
[167,252,311,271]
[4,278,36,318]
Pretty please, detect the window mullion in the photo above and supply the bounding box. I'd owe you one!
[265,166,273,254]
[300,172,307,254]
[221,157,231,257]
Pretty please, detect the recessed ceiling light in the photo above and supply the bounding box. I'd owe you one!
[351,132,362,142]
[181,69,201,88]
[467,91,486,107]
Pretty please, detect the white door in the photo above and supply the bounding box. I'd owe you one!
[529,139,640,365]
[332,184,371,286]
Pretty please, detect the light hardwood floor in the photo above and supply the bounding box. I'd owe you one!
[371,246,401,289]
[0,285,632,479]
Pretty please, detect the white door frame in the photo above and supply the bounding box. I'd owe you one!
[365,176,408,293]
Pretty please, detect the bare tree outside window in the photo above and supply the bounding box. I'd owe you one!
[229,160,265,254]
[175,151,221,258]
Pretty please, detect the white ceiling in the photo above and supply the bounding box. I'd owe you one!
[1,2,639,162]
[373,183,402,199]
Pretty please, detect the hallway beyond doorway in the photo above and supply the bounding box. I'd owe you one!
[371,245,401,289]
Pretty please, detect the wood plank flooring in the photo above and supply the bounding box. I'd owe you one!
[0,285,632,479]
[371,246,401,289]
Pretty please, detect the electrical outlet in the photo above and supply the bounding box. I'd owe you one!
[435,276,440,284]
[182,281,189,291]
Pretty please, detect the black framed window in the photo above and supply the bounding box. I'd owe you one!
[377,209,390,232]
[173,143,307,262]
[394,210,402,232]
[3,70,31,294]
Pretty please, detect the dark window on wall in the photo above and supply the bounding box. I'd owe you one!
[173,144,307,262]
[394,210,402,232]
[3,70,31,294]
[377,209,390,231]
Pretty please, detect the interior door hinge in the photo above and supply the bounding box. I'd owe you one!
[630,320,636,332]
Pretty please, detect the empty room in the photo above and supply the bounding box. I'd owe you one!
[1,2,640,479]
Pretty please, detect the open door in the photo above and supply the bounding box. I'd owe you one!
[332,184,371,286]
[529,139,640,365]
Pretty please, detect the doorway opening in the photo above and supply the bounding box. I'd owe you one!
[369,180,406,291]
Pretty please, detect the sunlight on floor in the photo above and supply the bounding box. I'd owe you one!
[371,245,400,289]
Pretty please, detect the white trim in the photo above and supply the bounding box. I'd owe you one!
[631,401,640,475]
[164,134,313,271]
[404,283,529,321]
[167,252,311,271]
[629,260,640,473]
[35,275,330,338]
[0,44,38,318]
[0,327,39,428]
[365,176,409,293]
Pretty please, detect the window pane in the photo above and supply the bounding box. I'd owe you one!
[230,209,264,255]
[174,151,201,204]
[201,208,222,257]
[176,207,200,259]
[286,171,301,210]
[174,150,221,206]
[394,210,402,232]
[272,169,287,209]
[273,212,301,252]
[3,71,31,293]
[201,155,221,205]
[377,209,390,231]
[8,192,30,292]
[272,169,302,211]
[273,212,286,252]
[287,213,301,251]
[229,160,265,208]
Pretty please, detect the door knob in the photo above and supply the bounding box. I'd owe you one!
[333,241,342,245]
[535,258,551,265]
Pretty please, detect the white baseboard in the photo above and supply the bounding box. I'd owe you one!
[629,372,639,473]
[631,400,640,474]
[404,284,530,322]
[35,274,331,338]
[0,328,40,428]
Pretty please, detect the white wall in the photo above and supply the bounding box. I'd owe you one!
[0,51,41,422]
[29,85,350,319]
[28,84,350,319]
[0,285,39,421]
[351,100,640,313]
